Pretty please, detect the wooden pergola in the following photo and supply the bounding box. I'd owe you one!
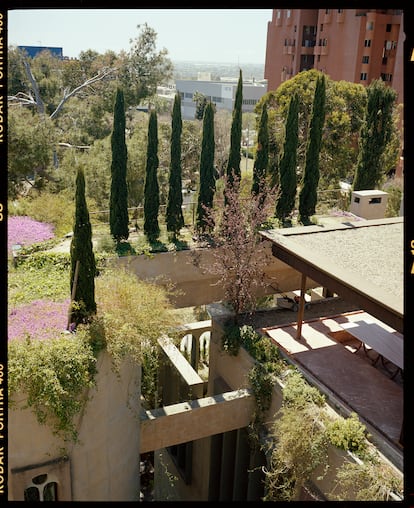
[260,217,403,336]
[260,217,404,446]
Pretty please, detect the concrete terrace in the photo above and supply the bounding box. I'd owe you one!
[262,310,403,469]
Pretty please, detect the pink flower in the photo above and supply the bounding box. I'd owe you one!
[8,216,55,254]
[8,299,71,342]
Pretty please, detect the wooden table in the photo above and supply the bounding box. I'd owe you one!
[340,319,403,374]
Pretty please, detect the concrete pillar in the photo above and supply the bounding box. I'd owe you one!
[208,433,223,501]
[190,333,200,370]
[232,427,250,500]
[219,429,237,500]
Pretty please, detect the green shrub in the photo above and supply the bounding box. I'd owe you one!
[331,460,403,501]
[282,370,326,409]
[240,325,280,367]
[8,334,97,442]
[383,178,402,217]
[94,267,179,370]
[96,233,116,253]
[221,322,242,355]
[325,411,369,457]
[9,191,75,238]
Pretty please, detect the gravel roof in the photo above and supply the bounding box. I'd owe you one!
[261,218,403,305]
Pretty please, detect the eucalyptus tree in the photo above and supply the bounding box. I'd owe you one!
[118,23,173,108]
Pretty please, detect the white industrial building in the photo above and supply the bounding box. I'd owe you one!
[176,77,268,120]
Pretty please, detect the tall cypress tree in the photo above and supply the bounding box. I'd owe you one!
[166,93,184,238]
[251,103,269,201]
[268,129,280,189]
[275,93,299,225]
[352,79,396,191]
[196,101,216,234]
[109,88,129,242]
[144,110,160,242]
[69,166,96,325]
[298,75,326,225]
[226,69,243,185]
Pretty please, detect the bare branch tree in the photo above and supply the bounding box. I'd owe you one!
[22,59,45,114]
[50,67,116,120]
[194,172,276,321]
[8,58,117,120]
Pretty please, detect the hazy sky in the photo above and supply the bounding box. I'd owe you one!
[7,9,273,64]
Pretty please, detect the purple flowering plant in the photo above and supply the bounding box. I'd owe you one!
[8,215,55,254]
[8,298,71,342]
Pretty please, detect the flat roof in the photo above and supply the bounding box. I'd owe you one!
[260,217,403,333]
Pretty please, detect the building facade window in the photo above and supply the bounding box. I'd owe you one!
[277,10,281,19]
[320,24,324,32]
[287,10,291,18]
[24,474,58,501]
[364,39,372,47]
[362,55,369,64]
[386,23,392,32]
[380,73,393,82]
[366,21,374,30]
[360,72,368,81]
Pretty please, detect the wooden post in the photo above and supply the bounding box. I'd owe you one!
[67,260,80,330]
[296,273,307,340]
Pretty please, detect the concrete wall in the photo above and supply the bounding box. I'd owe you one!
[8,352,141,501]
[162,305,402,501]
[116,242,319,308]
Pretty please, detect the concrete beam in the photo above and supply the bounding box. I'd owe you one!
[140,389,254,453]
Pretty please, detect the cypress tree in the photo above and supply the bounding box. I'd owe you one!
[268,129,280,189]
[352,79,396,191]
[251,103,269,201]
[275,93,299,225]
[69,166,96,325]
[226,69,243,185]
[109,88,129,242]
[166,93,184,238]
[298,75,326,225]
[144,110,160,242]
[193,91,208,121]
[196,101,216,234]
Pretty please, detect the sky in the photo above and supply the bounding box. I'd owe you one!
[7,9,273,64]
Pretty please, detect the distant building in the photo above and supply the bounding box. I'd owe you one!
[176,78,267,120]
[264,9,403,104]
[18,45,64,59]
[264,8,404,178]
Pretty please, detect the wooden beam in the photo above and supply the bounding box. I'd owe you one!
[296,273,307,340]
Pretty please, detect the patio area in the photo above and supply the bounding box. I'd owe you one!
[262,309,403,469]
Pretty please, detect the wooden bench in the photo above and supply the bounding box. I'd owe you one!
[340,319,403,376]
